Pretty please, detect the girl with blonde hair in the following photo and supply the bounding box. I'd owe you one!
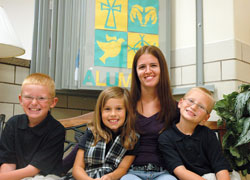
[73,87,139,180]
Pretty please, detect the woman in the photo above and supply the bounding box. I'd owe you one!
[121,45,179,180]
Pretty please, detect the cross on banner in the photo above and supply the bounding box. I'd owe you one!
[101,0,121,29]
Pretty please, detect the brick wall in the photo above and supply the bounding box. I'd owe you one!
[0,60,29,121]
[171,39,250,98]
[0,58,98,122]
[170,39,250,121]
[52,93,98,120]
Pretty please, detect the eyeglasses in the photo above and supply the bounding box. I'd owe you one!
[183,98,209,114]
[21,95,53,102]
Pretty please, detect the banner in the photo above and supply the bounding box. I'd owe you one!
[83,0,159,88]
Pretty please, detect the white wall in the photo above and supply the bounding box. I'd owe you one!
[234,0,250,45]
[171,0,196,49]
[170,0,250,122]
[204,0,234,43]
[1,0,249,102]
[171,0,235,49]
[0,0,34,60]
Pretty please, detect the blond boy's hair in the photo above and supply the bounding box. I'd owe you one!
[184,87,215,114]
[22,73,56,97]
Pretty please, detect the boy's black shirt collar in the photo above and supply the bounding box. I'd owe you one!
[17,112,52,136]
[172,123,201,141]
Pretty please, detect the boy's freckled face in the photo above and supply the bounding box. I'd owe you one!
[102,98,126,133]
[19,84,57,126]
[178,89,212,124]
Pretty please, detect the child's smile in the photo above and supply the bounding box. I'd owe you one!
[185,108,197,117]
[29,107,41,112]
[102,98,126,133]
[108,119,119,123]
[178,89,212,124]
[19,84,57,127]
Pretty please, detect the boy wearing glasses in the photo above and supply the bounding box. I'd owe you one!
[0,73,65,179]
[158,87,235,180]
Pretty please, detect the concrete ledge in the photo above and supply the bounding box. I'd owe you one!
[0,57,30,68]
[172,84,215,95]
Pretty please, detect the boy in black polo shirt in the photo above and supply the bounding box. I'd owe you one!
[0,73,65,179]
[158,87,239,180]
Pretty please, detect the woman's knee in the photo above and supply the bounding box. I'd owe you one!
[121,174,141,180]
[155,172,177,180]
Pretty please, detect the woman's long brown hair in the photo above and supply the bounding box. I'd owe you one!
[130,45,177,131]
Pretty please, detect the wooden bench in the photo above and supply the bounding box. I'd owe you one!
[203,120,226,144]
[58,111,226,149]
[0,114,6,139]
[58,112,226,175]
[59,112,94,152]
[59,112,93,128]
